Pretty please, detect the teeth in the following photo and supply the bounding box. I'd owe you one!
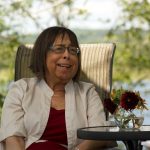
[58,64,71,68]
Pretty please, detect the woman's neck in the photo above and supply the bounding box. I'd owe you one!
[45,78,66,89]
[53,83,65,91]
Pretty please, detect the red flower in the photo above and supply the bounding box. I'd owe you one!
[120,91,139,111]
[104,98,117,114]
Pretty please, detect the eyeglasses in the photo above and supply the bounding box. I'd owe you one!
[49,45,80,56]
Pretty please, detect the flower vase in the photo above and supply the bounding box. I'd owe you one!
[114,107,144,130]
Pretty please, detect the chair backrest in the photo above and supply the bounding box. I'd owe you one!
[15,43,116,119]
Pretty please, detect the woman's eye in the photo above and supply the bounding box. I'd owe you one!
[70,47,76,52]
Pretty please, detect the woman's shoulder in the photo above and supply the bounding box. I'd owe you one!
[78,80,94,86]
[16,77,38,83]
[73,80,95,91]
[10,77,39,90]
[76,81,94,87]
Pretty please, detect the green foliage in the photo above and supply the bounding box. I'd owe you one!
[111,89,124,105]
[119,0,150,23]
[106,0,150,83]
[46,0,88,26]
[0,2,21,112]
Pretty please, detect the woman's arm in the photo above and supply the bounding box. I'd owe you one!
[76,86,117,150]
[0,81,27,149]
[76,140,117,150]
[5,136,25,150]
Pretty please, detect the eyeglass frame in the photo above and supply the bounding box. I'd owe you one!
[49,45,80,56]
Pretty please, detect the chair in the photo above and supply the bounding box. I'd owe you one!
[15,43,116,119]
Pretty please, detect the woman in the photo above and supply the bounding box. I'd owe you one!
[0,26,116,150]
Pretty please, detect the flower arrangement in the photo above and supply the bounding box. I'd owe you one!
[104,89,148,114]
[104,89,149,129]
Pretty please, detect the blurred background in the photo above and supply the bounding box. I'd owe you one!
[0,0,150,127]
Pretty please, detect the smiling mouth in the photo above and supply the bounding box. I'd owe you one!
[57,64,72,68]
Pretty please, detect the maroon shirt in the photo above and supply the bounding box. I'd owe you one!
[27,107,68,150]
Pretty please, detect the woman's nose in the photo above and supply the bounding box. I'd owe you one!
[62,49,70,59]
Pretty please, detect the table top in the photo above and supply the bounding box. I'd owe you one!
[77,125,150,141]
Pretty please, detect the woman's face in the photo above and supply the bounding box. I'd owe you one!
[45,34,79,86]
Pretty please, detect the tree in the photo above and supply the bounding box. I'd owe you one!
[106,0,150,83]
